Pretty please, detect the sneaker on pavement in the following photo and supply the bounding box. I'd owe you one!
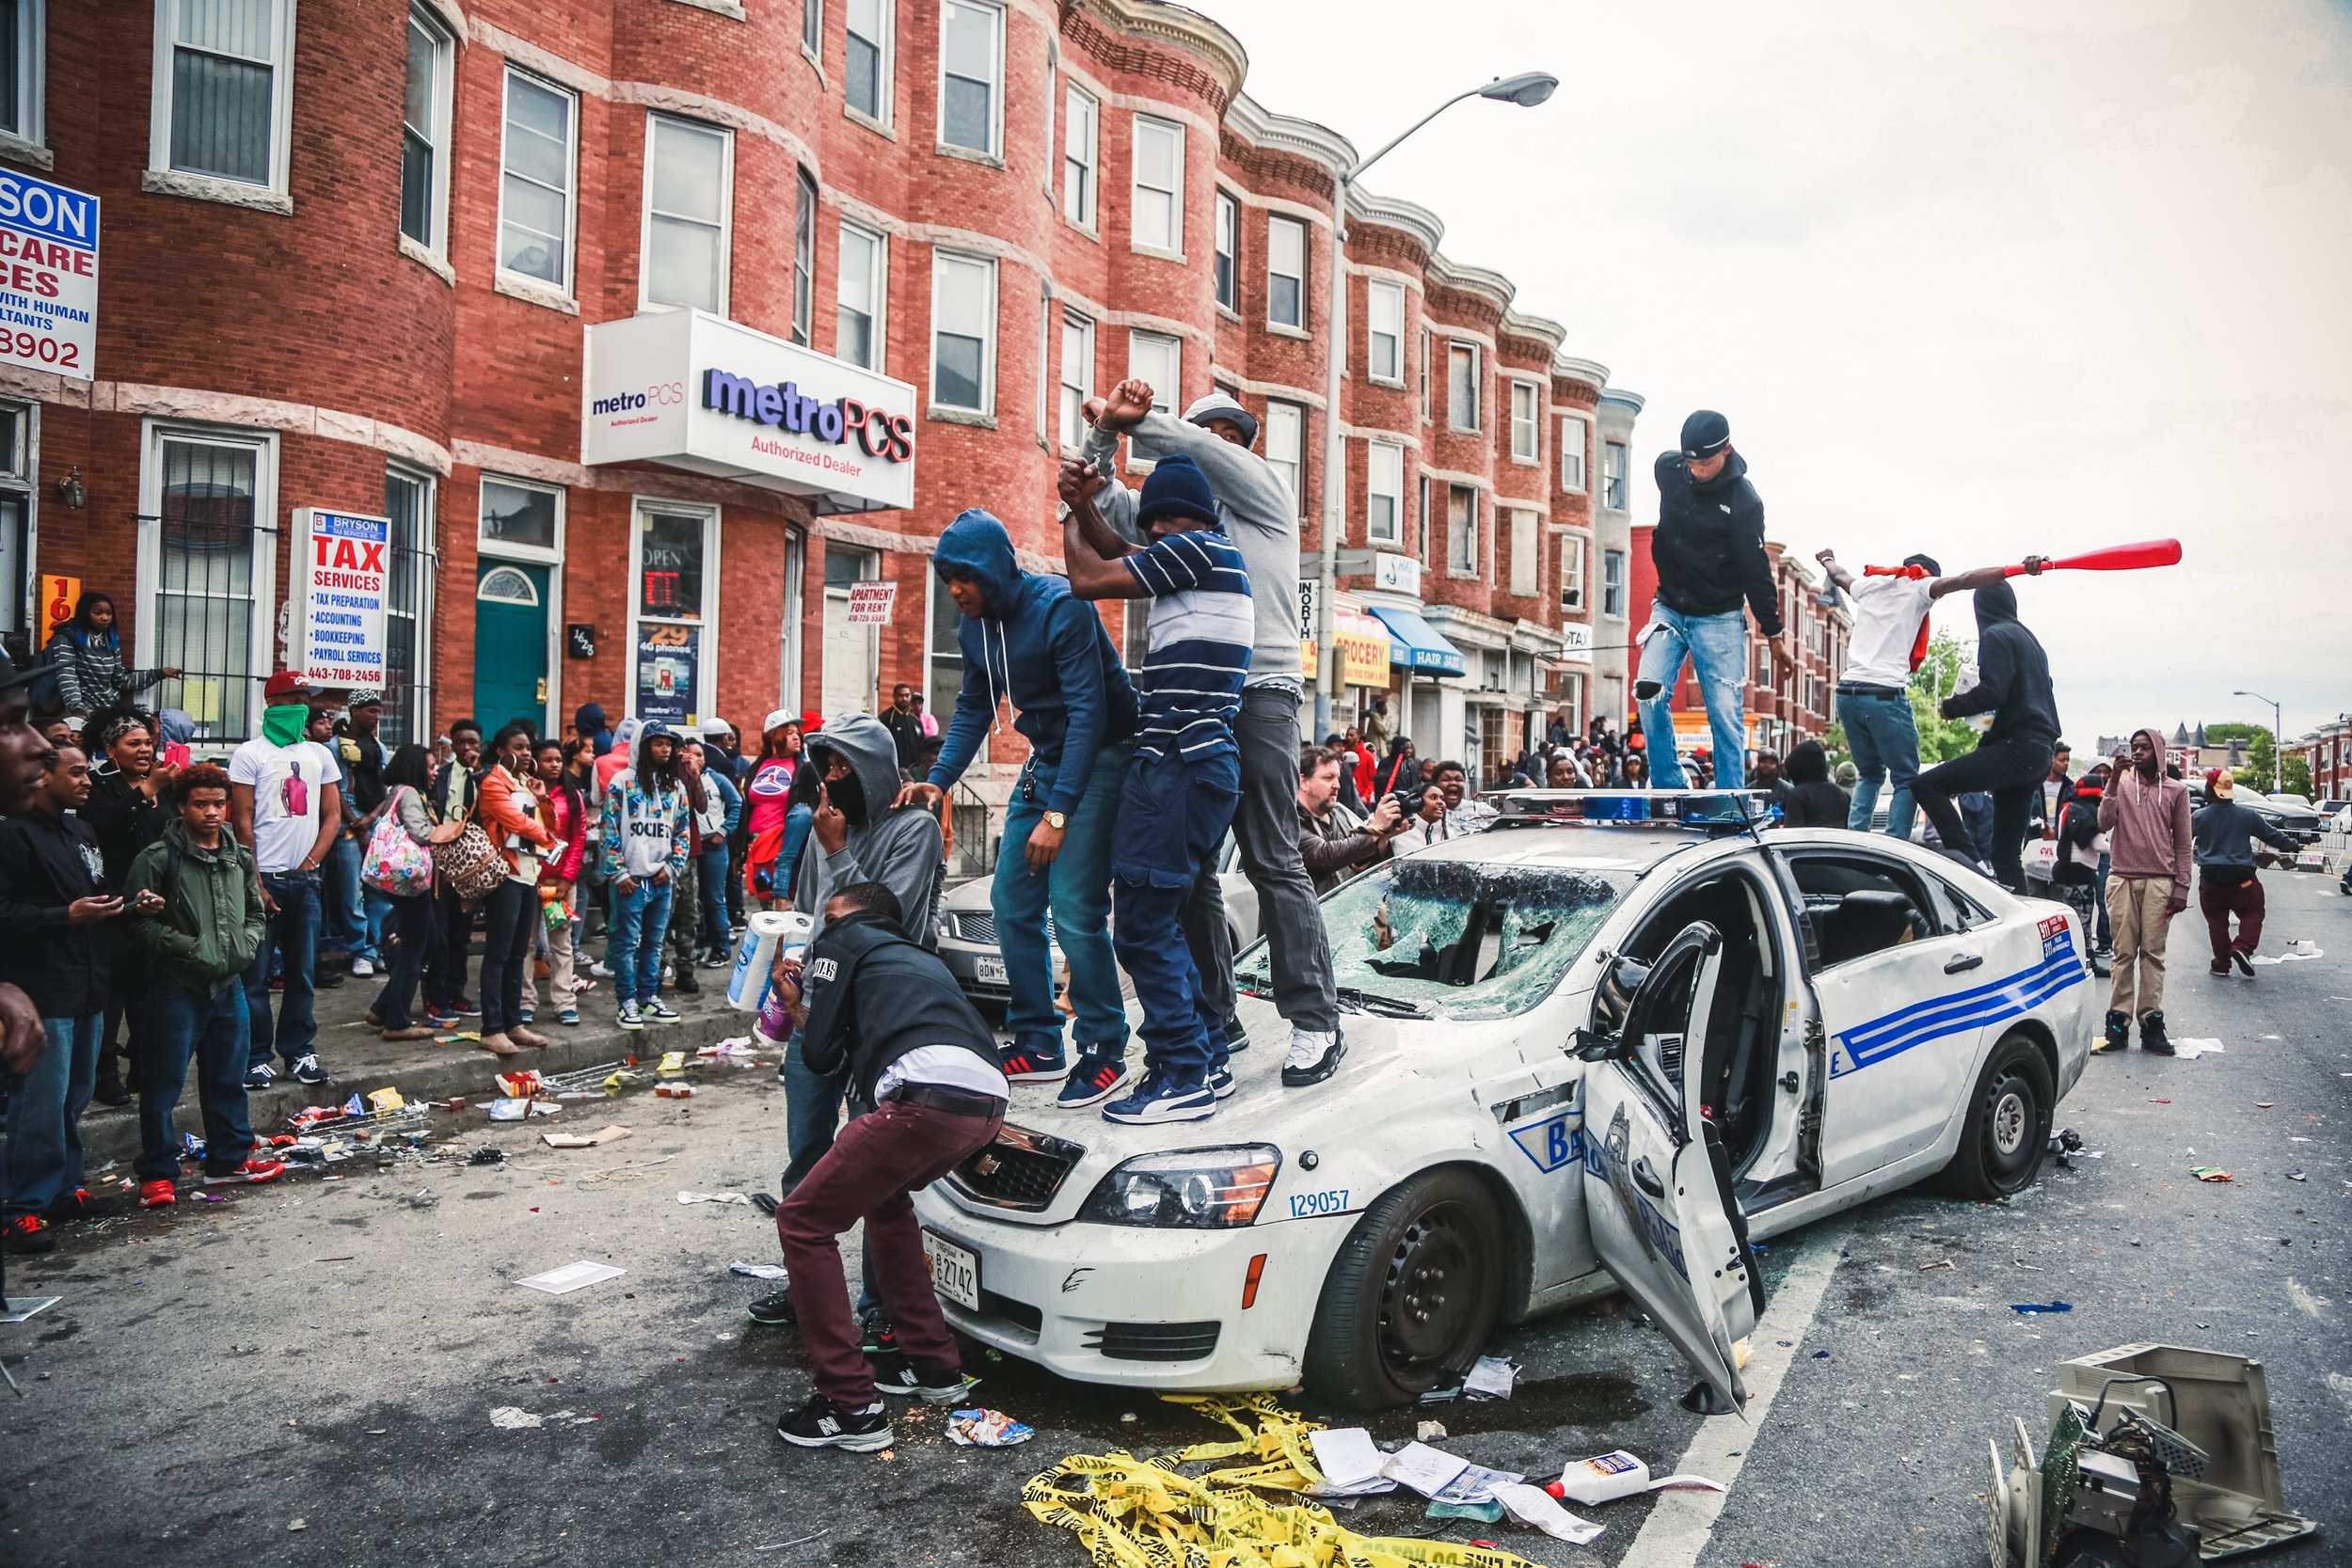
[616,1001,644,1031]
[351,957,376,977]
[243,1062,277,1090]
[202,1159,287,1186]
[455,996,483,1017]
[999,1043,1072,1083]
[858,1307,898,1358]
[46,1186,92,1221]
[745,1288,796,1326]
[1056,1050,1131,1109]
[1,1214,55,1253]
[2231,949,2256,977]
[557,1005,580,1026]
[775,1394,893,1452]
[517,1006,535,1024]
[589,959,613,978]
[568,976,596,994]
[698,952,731,970]
[91,1076,134,1108]
[1102,1072,1216,1125]
[642,999,683,1023]
[2099,1009,2130,1054]
[291,1053,330,1085]
[2139,1010,2174,1056]
[1206,1064,1236,1099]
[872,1356,978,1404]
[1281,1028,1346,1088]
[138,1179,178,1209]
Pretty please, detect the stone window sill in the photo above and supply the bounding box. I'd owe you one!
[0,133,52,171]
[494,269,580,315]
[142,168,292,215]
[400,233,456,286]
[929,406,998,429]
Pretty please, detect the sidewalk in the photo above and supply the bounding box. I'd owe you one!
[79,962,756,1170]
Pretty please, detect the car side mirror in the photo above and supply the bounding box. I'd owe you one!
[1572,1026,1629,1063]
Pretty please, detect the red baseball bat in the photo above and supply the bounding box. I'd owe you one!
[2004,538,2181,577]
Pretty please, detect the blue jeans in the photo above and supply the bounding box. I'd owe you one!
[997,740,1130,1058]
[609,879,675,1005]
[1838,688,1920,839]
[243,871,322,1069]
[696,846,732,953]
[324,832,373,961]
[1635,604,1750,790]
[1112,748,1241,1088]
[137,979,256,1182]
[362,887,391,964]
[781,1030,849,1194]
[5,1014,99,1216]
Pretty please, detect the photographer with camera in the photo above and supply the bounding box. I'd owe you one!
[1296,746,1407,895]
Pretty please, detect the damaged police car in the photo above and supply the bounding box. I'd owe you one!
[913,792,2095,1410]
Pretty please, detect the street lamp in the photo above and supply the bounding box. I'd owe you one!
[1314,71,1559,734]
[2233,688,2283,794]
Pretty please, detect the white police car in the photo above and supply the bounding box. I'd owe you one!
[912,792,2095,1410]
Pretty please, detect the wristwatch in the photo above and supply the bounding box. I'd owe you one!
[1042,811,1068,831]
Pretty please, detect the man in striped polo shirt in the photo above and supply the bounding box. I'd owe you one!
[1058,452,1250,1125]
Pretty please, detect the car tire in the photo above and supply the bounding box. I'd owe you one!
[1942,1031,2053,1200]
[1302,1169,1505,1411]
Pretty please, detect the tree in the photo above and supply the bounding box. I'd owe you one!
[1910,629,1983,766]
[2229,727,2312,797]
[1820,721,1851,771]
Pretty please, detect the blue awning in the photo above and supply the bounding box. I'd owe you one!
[1368,605,1467,677]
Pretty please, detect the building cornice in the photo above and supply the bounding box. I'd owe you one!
[1426,252,1515,312]
[1080,0,1250,102]
[1501,309,1565,356]
[1222,92,1357,175]
[1551,354,1610,391]
[1600,388,1646,414]
[1345,187,1443,255]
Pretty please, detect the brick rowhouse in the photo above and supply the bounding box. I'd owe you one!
[2,0,1638,810]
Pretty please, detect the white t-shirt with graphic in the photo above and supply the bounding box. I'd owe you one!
[229,737,342,873]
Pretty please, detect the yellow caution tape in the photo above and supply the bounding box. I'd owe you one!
[1018,1395,1544,1568]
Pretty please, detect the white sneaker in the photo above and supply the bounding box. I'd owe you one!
[1284,1029,1335,1070]
[589,958,614,978]
[350,957,375,977]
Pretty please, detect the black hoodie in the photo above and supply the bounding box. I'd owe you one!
[1942,581,2060,746]
[798,909,1000,1109]
[1650,450,1782,634]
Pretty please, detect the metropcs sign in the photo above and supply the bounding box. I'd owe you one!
[581,309,917,514]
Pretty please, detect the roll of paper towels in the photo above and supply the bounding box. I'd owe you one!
[728,911,812,1011]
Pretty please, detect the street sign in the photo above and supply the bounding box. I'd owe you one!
[0,171,99,382]
[1373,552,1422,595]
[293,510,390,691]
[845,580,898,624]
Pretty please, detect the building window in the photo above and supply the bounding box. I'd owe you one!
[1366,440,1404,546]
[1560,532,1585,611]
[1264,401,1303,513]
[153,0,294,190]
[1214,190,1238,311]
[642,115,732,314]
[1367,280,1404,384]
[930,251,996,414]
[802,0,821,57]
[1419,325,1432,421]
[0,0,41,145]
[790,167,818,345]
[1603,440,1629,510]
[480,476,562,558]
[1559,416,1587,492]
[1602,547,1627,618]
[145,427,272,744]
[1509,507,1537,596]
[938,0,1002,158]
[636,503,720,727]
[1061,84,1097,227]
[1131,115,1184,253]
[0,405,28,649]
[399,7,453,254]
[1448,342,1480,432]
[1266,215,1305,329]
[1034,288,1050,443]
[1057,312,1093,451]
[1417,472,1431,564]
[835,220,886,371]
[1448,484,1478,574]
[1128,329,1180,414]
[1510,381,1539,464]
[381,465,435,746]
[927,571,968,755]
[499,69,576,292]
[845,0,891,121]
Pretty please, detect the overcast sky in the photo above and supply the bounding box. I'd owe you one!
[1186,0,2352,754]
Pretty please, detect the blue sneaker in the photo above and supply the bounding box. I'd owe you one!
[1056,1050,1132,1109]
[1102,1072,1216,1125]
[999,1042,1072,1084]
[1206,1064,1236,1100]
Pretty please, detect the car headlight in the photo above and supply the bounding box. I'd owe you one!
[1075,1145,1281,1228]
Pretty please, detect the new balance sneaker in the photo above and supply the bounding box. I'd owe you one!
[1102,1072,1216,1125]
[1056,1050,1131,1109]
[2139,1010,2174,1056]
[1281,1028,1346,1088]
[775,1394,893,1452]
[138,1179,178,1209]
[1206,1064,1236,1100]
[616,1000,644,1031]
[642,999,683,1024]
[998,1042,1072,1084]
[243,1062,277,1090]
[291,1053,331,1085]
[872,1357,978,1404]
[745,1289,796,1326]
[2,1214,55,1253]
[202,1159,287,1186]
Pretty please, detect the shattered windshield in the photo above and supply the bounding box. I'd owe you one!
[1238,858,1631,1020]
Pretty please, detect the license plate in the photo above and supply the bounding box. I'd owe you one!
[923,1229,981,1312]
[976,957,1008,986]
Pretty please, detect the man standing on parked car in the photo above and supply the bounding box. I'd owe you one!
[230,672,342,1088]
[2097,727,2192,1054]
[2192,768,2298,979]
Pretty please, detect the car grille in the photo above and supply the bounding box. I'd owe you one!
[950,911,1056,944]
[947,1125,1085,1212]
[1087,1321,1222,1362]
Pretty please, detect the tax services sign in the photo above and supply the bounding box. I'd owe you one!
[580,309,916,514]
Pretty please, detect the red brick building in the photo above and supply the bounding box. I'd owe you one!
[2,0,1634,800]
[2294,718,2349,801]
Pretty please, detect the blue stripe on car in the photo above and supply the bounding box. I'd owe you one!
[1831,949,2087,1077]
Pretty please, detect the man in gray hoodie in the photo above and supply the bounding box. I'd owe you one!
[1075,377,1344,1088]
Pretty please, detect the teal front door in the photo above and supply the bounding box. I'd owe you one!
[474,561,550,736]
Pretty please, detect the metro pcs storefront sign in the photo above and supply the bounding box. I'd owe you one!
[581,309,917,514]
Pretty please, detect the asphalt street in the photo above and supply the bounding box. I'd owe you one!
[3,875,2346,1568]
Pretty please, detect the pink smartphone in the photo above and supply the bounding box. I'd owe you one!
[164,742,191,769]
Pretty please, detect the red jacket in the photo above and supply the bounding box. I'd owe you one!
[477,762,555,876]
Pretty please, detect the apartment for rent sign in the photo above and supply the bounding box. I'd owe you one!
[0,172,98,381]
[295,509,391,690]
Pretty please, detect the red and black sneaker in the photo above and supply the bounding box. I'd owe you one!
[138,1180,178,1209]
[1055,1049,1132,1109]
[1,1213,56,1254]
[996,1044,1072,1084]
[46,1186,92,1221]
[201,1159,287,1187]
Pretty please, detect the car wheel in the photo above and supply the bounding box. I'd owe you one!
[1942,1031,2053,1200]
[1303,1169,1504,1410]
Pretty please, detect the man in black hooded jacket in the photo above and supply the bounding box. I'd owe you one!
[1911,576,2058,893]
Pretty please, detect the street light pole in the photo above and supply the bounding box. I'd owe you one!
[1314,71,1556,737]
[2234,688,2283,793]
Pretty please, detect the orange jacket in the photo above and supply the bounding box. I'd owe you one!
[477,762,556,874]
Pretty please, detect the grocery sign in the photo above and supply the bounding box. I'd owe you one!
[0,171,98,382]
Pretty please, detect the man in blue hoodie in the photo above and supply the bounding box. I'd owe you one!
[898,511,1138,1099]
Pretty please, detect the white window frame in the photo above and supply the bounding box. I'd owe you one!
[791,166,818,346]
[0,0,43,151]
[1034,288,1051,446]
[1366,439,1404,547]
[1510,380,1540,465]
[149,0,297,199]
[1366,279,1405,385]
[1558,413,1588,493]
[382,462,439,742]
[398,5,454,259]
[1508,506,1537,597]
[496,66,579,301]
[1130,114,1184,257]
[1603,546,1628,619]
[802,0,822,62]
[1603,439,1629,511]
[834,218,887,372]
[928,249,997,416]
[1061,83,1098,229]
[639,114,735,315]
[628,497,723,728]
[1264,401,1303,515]
[1266,214,1306,331]
[478,473,565,565]
[1559,530,1586,611]
[1448,483,1480,575]
[937,0,1004,161]
[1057,311,1094,453]
[843,0,893,126]
[135,420,280,746]
[1213,189,1239,313]
[1128,329,1180,417]
[1419,325,1432,422]
[1447,341,1480,433]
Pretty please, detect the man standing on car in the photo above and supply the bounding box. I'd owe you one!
[2097,727,2192,1055]
[1077,377,1344,1089]
[1909,578,2060,895]
[2192,768,2297,979]
[897,509,1137,1096]
[1636,411,1780,792]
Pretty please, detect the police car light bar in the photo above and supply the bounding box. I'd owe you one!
[1484,788,1774,829]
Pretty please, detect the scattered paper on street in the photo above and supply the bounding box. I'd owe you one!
[676,1191,751,1206]
[542,1125,631,1148]
[728,1260,791,1281]
[1381,1440,1471,1497]
[1432,1462,1525,1506]
[1495,1481,1606,1544]
[2172,1039,2227,1060]
[1308,1427,1386,1490]
[1465,1354,1518,1399]
[516,1261,627,1294]
[488,1406,544,1429]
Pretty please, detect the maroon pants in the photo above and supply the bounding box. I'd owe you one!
[2198,872,2264,967]
[775,1096,1002,1407]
